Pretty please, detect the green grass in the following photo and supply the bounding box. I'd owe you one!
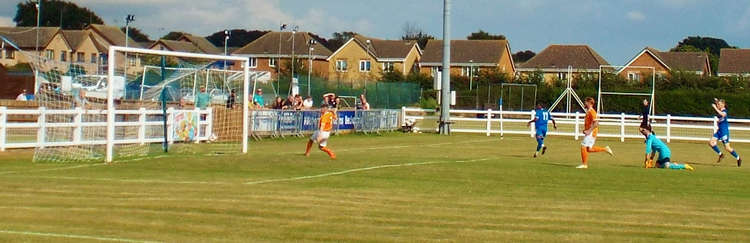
[0,133,749,242]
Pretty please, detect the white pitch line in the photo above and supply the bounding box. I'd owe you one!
[15,176,232,185]
[280,137,502,155]
[245,158,493,185]
[0,163,103,176]
[0,229,161,243]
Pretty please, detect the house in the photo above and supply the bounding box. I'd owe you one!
[42,29,107,74]
[85,24,143,74]
[327,34,421,82]
[516,44,608,83]
[233,31,332,79]
[420,39,514,78]
[150,39,204,53]
[177,34,222,55]
[0,27,59,68]
[717,48,750,77]
[618,47,710,81]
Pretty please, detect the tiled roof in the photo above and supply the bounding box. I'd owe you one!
[87,24,140,48]
[233,31,332,58]
[151,39,202,53]
[179,34,222,55]
[518,44,608,69]
[0,27,60,49]
[639,47,708,72]
[718,49,750,74]
[60,30,87,50]
[421,39,509,65]
[352,34,418,59]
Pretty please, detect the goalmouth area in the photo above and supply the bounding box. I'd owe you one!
[0,133,749,242]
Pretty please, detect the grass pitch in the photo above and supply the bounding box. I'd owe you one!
[0,133,749,242]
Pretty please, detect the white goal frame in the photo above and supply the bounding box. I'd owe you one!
[597,65,655,115]
[106,46,251,162]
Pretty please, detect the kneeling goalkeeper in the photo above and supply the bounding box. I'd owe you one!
[640,125,693,171]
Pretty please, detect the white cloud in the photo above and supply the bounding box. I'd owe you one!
[0,16,13,27]
[626,11,646,21]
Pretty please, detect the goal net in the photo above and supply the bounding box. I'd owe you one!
[598,65,655,115]
[499,83,537,111]
[25,46,253,163]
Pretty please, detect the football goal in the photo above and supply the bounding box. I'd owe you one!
[598,65,655,115]
[22,45,256,163]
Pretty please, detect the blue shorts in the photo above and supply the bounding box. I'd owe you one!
[536,128,547,138]
[713,130,730,144]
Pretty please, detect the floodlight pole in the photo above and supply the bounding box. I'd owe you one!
[34,1,40,94]
[290,26,299,96]
[439,0,452,135]
[278,23,286,96]
[307,39,315,97]
[224,29,230,92]
[124,14,135,82]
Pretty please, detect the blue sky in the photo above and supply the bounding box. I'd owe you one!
[1,0,748,64]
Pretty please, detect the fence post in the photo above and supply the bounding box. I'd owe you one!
[486,109,492,136]
[713,116,718,133]
[666,114,671,143]
[499,105,503,138]
[194,107,201,144]
[205,107,213,141]
[138,108,146,145]
[167,107,174,145]
[620,112,625,142]
[575,111,581,140]
[73,107,83,144]
[37,107,46,148]
[400,106,406,127]
[0,107,6,151]
[529,110,535,137]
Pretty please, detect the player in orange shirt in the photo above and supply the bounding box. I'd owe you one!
[577,97,613,168]
[305,104,337,159]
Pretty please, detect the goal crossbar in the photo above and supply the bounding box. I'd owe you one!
[597,65,656,115]
[106,46,250,162]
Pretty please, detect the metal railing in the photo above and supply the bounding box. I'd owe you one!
[402,107,750,143]
[250,109,401,138]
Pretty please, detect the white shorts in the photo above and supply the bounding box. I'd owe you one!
[311,131,330,147]
[581,135,596,148]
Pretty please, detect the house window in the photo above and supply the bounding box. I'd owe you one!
[248,58,257,68]
[383,62,394,72]
[627,72,640,81]
[557,72,567,80]
[359,60,371,72]
[431,67,439,76]
[60,51,67,62]
[91,53,97,64]
[461,67,479,77]
[336,60,348,72]
[101,54,108,65]
[127,55,137,66]
[77,53,85,63]
[269,58,277,67]
[4,49,13,59]
[45,50,54,60]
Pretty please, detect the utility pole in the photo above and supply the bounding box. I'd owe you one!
[290,25,299,96]
[33,1,40,94]
[224,29,230,92]
[278,23,286,95]
[439,0,452,135]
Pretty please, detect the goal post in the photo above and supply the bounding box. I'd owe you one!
[105,46,251,162]
[597,65,655,115]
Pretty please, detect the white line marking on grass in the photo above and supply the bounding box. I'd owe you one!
[278,138,502,155]
[0,229,161,243]
[245,158,493,185]
[0,163,104,176]
[15,176,232,185]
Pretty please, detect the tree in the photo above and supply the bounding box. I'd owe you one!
[512,50,535,63]
[401,21,434,49]
[467,30,506,40]
[161,31,185,40]
[14,0,104,29]
[670,36,737,75]
[205,29,269,48]
[121,27,151,42]
[327,31,357,51]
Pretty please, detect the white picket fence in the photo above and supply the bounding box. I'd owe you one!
[0,107,212,151]
[401,107,750,143]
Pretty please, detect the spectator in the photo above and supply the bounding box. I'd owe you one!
[73,87,87,109]
[358,94,370,110]
[294,95,303,110]
[16,89,27,101]
[303,96,314,109]
[226,89,236,109]
[272,96,284,109]
[282,95,294,110]
[196,87,210,109]
[334,96,342,110]
[253,89,265,108]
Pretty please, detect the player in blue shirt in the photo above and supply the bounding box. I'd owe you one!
[527,104,557,158]
[709,99,741,167]
[640,125,694,170]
